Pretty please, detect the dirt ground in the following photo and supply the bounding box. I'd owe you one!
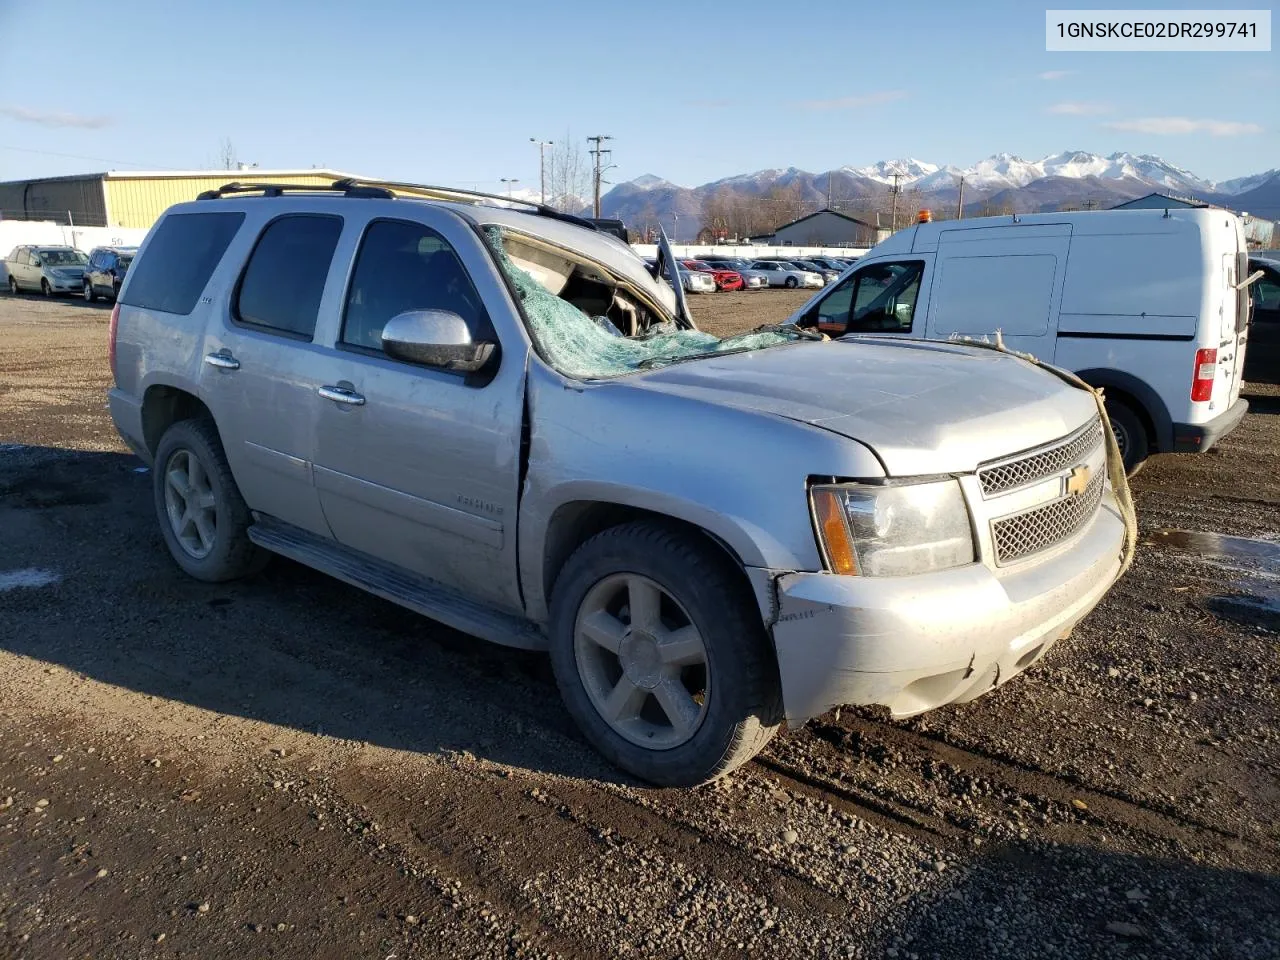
[1,290,1277,960]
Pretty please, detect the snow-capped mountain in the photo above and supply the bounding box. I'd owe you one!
[596,151,1276,235]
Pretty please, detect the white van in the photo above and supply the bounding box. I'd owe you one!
[787,208,1251,471]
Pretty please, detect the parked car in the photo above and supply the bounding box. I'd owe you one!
[788,259,841,285]
[82,246,137,302]
[787,208,1252,473]
[4,245,88,296]
[749,260,823,289]
[675,263,717,294]
[809,257,855,273]
[1245,255,1280,383]
[681,259,743,291]
[700,258,769,290]
[109,181,1128,786]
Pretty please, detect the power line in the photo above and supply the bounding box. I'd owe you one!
[0,144,182,171]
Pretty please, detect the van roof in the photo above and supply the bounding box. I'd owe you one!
[868,207,1238,257]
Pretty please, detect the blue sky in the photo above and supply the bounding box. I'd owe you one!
[0,0,1273,189]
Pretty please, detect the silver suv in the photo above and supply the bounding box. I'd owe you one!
[108,179,1129,785]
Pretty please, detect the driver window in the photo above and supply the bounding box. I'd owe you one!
[341,219,491,353]
[813,274,856,334]
[846,262,924,333]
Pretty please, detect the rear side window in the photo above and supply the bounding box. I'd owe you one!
[234,215,342,339]
[122,212,245,315]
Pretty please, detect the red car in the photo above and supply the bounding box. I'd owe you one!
[682,259,743,292]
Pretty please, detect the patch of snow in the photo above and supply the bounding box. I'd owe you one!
[0,568,61,591]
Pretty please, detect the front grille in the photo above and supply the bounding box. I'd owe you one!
[978,418,1103,498]
[991,473,1104,565]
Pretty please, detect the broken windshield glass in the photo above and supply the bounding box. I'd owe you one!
[484,226,810,379]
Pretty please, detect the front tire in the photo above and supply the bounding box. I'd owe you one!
[40,279,52,297]
[1105,399,1149,475]
[784,276,798,289]
[83,281,96,302]
[549,521,783,786]
[153,419,267,582]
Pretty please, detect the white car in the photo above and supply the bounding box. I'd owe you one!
[750,260,823,289]
[676,265,717,294]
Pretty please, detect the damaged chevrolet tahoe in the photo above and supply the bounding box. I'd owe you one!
[108,180,1132,786]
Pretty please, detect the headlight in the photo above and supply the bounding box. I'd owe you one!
[810,479,975,577]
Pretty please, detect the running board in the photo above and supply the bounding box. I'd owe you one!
[248,519,546,651]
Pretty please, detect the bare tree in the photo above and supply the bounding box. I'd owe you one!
[544,133,592,215]
[217,137,237,171]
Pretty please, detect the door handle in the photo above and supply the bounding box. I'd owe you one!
[204,352,240,371]
[318,384,366,406]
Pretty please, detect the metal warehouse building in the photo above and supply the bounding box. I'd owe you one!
[0,169,360,229]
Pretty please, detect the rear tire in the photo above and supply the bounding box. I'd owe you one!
[6,276,16,295]
[1105,399,1149,475]
[153,418,268,582]
[549,520,783,786]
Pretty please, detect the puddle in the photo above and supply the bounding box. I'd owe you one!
[1150,529,1280,629]
[0,568,61,591]
[1151,529,1280,569]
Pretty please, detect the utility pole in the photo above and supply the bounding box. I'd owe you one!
[956,176,965,220]
[826,171,833,210]
[587,134,613,218]
[672,213,679,241]
[529,138,553,205]
[890,173,901,232]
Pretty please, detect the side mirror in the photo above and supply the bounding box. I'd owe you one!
[31,258,43,268]
[381,310,495,373]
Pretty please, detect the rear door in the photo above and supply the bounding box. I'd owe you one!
[307,208,528,612]
[198,212,342,538]
[1245,263,1280,382]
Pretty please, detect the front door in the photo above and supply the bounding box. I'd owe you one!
[800,259,928,339]
[309,212,526,612]
[1245,263,1280,383]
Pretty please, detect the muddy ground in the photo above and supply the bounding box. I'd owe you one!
[0,291,1277,959]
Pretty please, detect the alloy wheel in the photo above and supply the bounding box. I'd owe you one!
[574,573,710,749]
[163,449,218,559]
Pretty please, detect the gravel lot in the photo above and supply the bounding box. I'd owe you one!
[1,290,1277,959]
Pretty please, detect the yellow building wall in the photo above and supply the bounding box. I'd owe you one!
[103,173,343,228]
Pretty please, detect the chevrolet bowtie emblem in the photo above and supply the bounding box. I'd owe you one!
[1065,464,1091,497]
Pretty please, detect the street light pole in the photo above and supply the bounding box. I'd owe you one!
[499,178,520,198]
[530,138,553,205]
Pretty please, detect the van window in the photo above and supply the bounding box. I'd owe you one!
[932,255,1056,337]
[846,262,924,333]
[235,215,342,339]
[122,212,245,315]
[1254,270,1280,318]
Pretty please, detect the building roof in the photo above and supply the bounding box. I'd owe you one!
[1111,192,1210,209]
[0,169,366,187]
[774,208,878,231]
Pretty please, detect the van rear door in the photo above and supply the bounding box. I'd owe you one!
[1215,242,1249,408]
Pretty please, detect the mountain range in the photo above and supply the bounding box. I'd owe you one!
[591,151,1280,235]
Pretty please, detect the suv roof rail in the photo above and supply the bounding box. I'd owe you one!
[195,177,604,233]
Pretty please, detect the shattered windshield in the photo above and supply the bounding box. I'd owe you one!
[484,226,812,379]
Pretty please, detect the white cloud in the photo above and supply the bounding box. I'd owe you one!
[799,91,909,111]
[0,105,112,129]
[1049,101,1112,115]
[1038,70,1072,80]
[1103,116,1262,136]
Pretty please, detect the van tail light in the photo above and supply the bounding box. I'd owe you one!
[108,302,121,379]
[1190,347,1217,401]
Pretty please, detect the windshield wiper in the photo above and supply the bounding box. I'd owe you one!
[751,323,824,341]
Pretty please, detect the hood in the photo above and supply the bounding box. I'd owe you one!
[628,337,1098,475]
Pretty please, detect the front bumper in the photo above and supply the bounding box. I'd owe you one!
[760,491,1126,722]
[48,275,83,292]
[1172,397,1249,453]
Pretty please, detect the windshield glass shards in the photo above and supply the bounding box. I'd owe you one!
[484,226,805,379]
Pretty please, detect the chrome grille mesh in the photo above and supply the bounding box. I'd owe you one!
[979,419,1104,498]
[992,474,1104,566]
